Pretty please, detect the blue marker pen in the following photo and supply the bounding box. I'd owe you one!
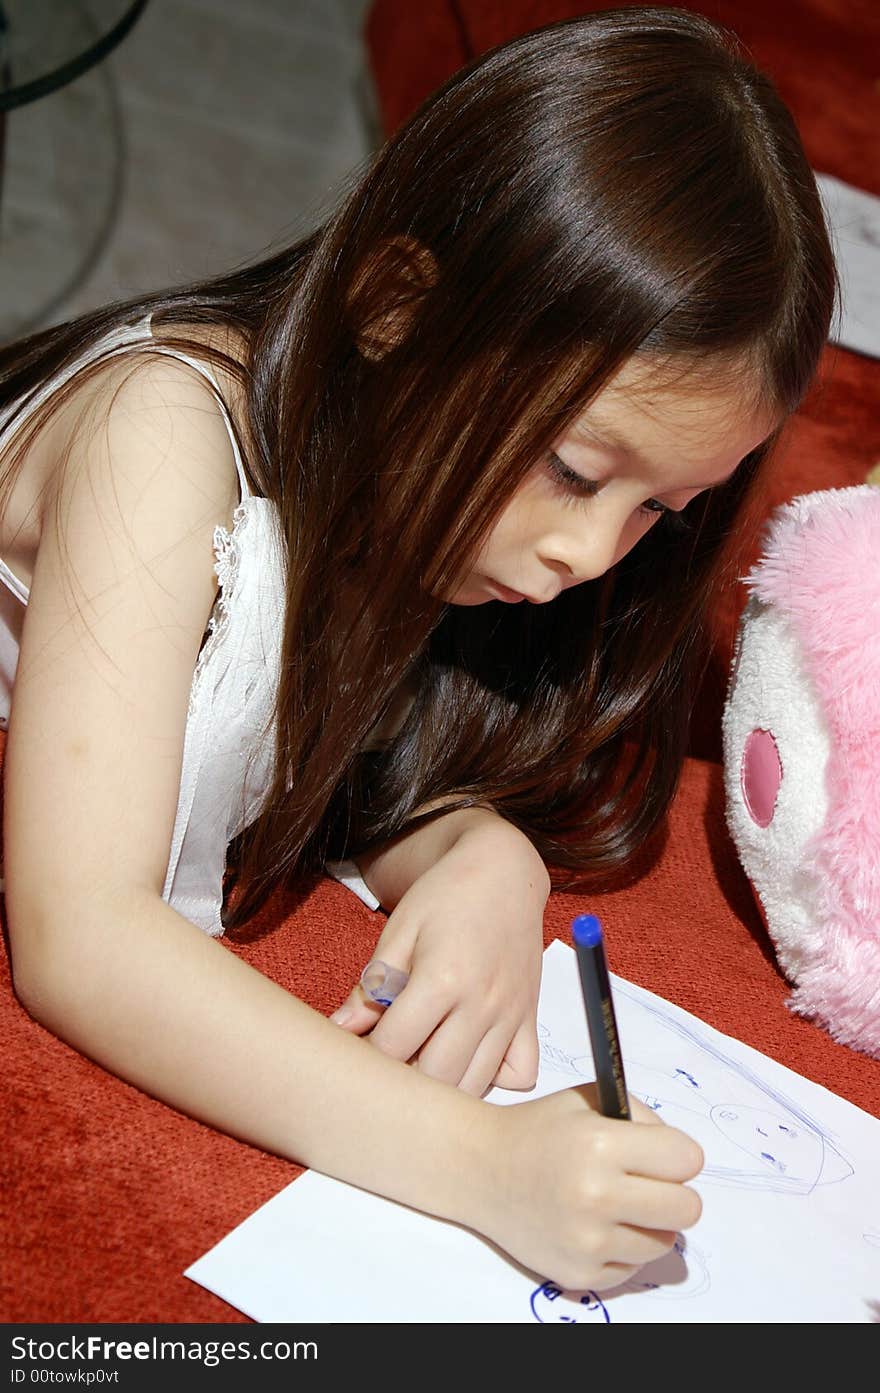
[572,914,631,1120]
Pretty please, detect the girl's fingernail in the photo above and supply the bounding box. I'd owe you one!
[330,1007,353,1026]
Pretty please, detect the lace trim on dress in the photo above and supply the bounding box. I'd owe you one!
[187,500,250,718]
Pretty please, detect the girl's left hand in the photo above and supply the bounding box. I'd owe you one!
[330,825,548,1096]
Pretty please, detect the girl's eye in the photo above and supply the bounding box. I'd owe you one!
[638,497,671,519]
[544,450,599,500]
[641,498,692,535]
[544,451,692,534]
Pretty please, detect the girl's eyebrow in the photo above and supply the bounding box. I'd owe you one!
[568,418,744,492]
[570,418,629,453]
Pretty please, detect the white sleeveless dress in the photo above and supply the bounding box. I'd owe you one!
[0,314,379,932]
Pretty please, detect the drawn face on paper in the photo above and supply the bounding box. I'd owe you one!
[710,1104,825,1185]
[529,1281,611,1323]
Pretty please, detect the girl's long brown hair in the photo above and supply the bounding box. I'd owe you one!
[0,7,835,930]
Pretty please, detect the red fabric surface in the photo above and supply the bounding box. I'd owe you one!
[3,0,879,1325]
[3,748,879,1323]
[366,0,880,194]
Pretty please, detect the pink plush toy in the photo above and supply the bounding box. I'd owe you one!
[722,485,880,1058]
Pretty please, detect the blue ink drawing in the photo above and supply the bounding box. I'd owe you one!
[528,1239,711,1320]
[530,1281,611,1323]
[537,986,855,1196]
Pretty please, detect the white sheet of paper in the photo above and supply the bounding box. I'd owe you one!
[185,940,880,1323]
[816,173,880,360]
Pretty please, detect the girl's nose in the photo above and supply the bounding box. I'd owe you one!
[543,507,638,586]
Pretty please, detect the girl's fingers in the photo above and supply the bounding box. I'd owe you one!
[590,1111,704,1184]
[366,980,451,1065]
[606,1223,679,1268]
[490,1017,540,1091]
[329,910,421,1034]
[613,1174,704,1233]
[411,1009,504,1090]
[450,1023,518,1097]
[628,1096,666,1125]
[328,988,384,1035]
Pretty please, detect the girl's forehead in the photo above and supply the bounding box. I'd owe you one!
[558,355,782,495]
[573,353,780,459]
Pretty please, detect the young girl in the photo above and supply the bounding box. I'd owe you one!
[0,7,834,1295]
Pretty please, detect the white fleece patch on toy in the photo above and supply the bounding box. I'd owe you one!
[723,598,831,983]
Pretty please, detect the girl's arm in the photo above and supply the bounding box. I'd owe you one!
[5,356,702,1291]
[355,799,550,915]
[4,352,488,1222]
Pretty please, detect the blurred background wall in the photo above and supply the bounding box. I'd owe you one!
[1,0,378,336]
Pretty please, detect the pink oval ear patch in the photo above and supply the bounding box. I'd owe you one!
[741,728,782,827]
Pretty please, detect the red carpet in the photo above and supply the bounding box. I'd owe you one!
[2,0,878,1323]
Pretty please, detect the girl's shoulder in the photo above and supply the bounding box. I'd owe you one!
[0,319,251,594]
[83,315,252,476]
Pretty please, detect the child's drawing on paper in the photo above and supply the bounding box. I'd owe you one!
[529,1237,711,1321]
[530,1282,611,1323]
[537,985,855,1196]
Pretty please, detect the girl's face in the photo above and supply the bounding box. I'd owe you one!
[447,355,779,606]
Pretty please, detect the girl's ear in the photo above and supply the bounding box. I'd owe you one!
[347,235,438,361]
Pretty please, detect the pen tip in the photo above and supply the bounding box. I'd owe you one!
[572,913,603,947]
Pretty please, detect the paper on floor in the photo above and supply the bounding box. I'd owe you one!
[816,174,880,360]
[185,940,880,1323]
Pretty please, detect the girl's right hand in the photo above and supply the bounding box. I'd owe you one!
[476,1087,704,1293]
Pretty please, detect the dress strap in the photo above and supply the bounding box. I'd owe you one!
[140,326,251,505]
[0,555,29,604]
[1,311,252,506]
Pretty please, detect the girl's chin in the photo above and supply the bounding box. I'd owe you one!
[448,592,493,606]
[431,573,500,606]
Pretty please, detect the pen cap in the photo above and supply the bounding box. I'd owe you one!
[572,913,603,947]
[360,959,410,1006]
